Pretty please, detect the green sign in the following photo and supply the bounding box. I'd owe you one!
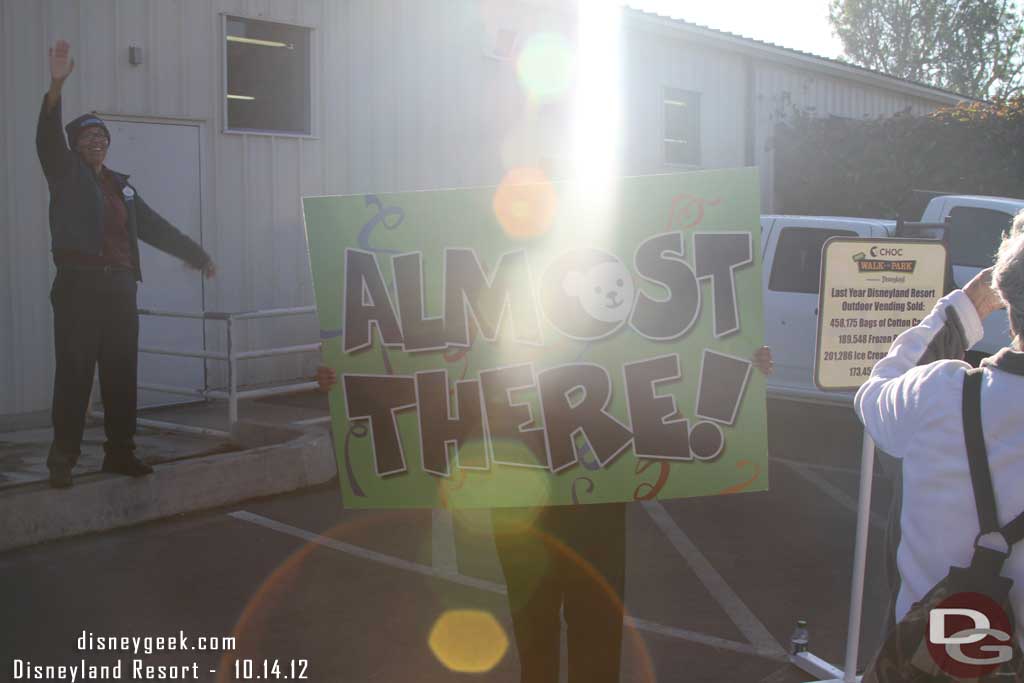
[303,169,767,509]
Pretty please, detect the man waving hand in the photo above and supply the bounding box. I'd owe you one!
[38,40,216,488]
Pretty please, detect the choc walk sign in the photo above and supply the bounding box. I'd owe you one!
[302,169,768,508]
[815,238,948,391]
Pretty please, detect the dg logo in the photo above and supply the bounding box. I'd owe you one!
[927,592,1014,678]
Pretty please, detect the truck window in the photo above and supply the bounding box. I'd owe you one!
[947,207,1012,268]
[768,227,856,294]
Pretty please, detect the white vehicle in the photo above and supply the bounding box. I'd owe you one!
[761,195,1023,405]
[919,194,1023,361]
[761,215,895,405]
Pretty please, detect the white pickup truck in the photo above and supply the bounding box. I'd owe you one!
[762,194,1024,405]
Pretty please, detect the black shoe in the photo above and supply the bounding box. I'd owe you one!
[101,455,153,477]
[49,468,73,489]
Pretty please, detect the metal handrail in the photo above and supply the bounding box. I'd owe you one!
[139,346,230,360]
[90,306,324,438]
[234,342,321,360]
[231,306,317,320]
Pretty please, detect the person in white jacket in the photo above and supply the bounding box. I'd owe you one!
[855,218,1024,636]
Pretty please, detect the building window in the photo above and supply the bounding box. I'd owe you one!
[664,88,700,166]
[769,227,856,294]
[224,16,311,134]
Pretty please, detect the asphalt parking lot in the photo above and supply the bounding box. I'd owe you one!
[0,399,896,682]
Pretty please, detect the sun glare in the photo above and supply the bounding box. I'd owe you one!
[516,32,575,102]
[571,0,624,191]
[561,0,625,248]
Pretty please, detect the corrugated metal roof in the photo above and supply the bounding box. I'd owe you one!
[622,4,981,104]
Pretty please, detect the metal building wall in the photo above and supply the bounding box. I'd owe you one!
[1,0,332,419]
[622,31,748,176]
[750,62,951,211]
[619,13,960,211]
[0,0,969,422]
[0,0,571,420]
[206,0,570,388]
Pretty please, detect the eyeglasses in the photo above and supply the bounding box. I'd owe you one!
[78,132,109,145]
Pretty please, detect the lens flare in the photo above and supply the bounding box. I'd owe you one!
[447,506,497,539]
[217,508,656,683]
[516,32,574,102]
[490,523,657,682]
[447,451,551,534]
[493,167,558,239]
[450,486,547,537]
[487,503,548,538]
[428,609,509,673]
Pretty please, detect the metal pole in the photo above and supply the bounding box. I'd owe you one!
[138,346,229,360]
[137,382,209,398]
[231,305,317,320]
[234,343,322,360]
[842,430,876,682]
[235,382,320,399]
[136,308,214,320]
[292,415,331,426]
[227,316,238,433]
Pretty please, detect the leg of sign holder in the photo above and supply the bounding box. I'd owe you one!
[791,430,873,683]
[790,651,845,681]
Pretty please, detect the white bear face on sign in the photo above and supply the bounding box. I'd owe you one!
[541,249,636,340]
[563,260,635,324]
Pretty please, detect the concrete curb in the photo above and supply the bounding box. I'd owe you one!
[0,422,336,553]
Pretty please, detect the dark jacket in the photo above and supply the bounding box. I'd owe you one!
[35,94,210,281]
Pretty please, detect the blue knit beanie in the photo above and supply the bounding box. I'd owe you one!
[65,113,110,148]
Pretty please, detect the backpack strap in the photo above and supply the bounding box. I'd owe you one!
[1005,508,1024,546]
[962,367,1024,548]
[962,368,999,534]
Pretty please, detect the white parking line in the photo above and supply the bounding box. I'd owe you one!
[431,508,459,575]
[772,455,890,480]
[776,459,886,532]
[228,510,785,662]
[229,510,504,593]
[641,501,787,658]
[627,616,785,660]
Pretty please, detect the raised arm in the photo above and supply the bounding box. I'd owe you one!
[36,40,75,181]
[46,40,74,112]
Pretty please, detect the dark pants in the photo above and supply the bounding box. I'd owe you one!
[48,268,139,471]
[492,503,626,683]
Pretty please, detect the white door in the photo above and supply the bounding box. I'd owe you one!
[103,120,206,408]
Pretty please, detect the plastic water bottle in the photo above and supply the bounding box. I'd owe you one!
[790,619,809,654]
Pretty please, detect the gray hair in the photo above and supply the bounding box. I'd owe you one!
[992,208,1024,348]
